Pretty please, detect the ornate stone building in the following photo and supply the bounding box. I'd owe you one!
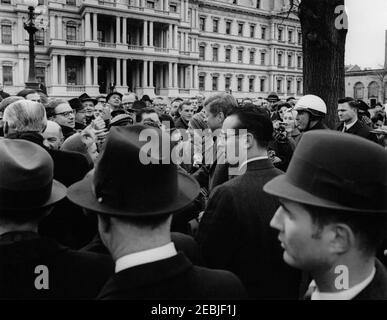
[0,0,303,98]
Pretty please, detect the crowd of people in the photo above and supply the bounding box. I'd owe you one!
[1,83,387,300]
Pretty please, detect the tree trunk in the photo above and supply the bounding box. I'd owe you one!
[299,0,347,129]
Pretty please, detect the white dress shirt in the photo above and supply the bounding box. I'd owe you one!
[342,119,357,132]
[310,267,376,300]
[238,156,269,172]
[115,242,177,273]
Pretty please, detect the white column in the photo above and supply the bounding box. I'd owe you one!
[52,55,58,85]
[116,17,121,43]
[116,58,121,86]
[123,18,127,44]
[160,0,163,11]
[85,13,91,41]
[143,61,148,87]
[136,63,141,87]
[185,33,189,52]
[50,15,56,39]
[174,25,178,49]
[57,16,63,39]
[18,59,24,85]
[168,63,173,88]
[168,25,173,49]
[93,13,98,41]
[173,63,178,88]
[188,65,193,88]
[143,20,148,46]
[123,59,127,86]
[93,57,98,85]
[51,55,58,85]
[86,56,92,85]
[149,21,154,47]
[60,55,66,85]
[180,0,184,20]
[165,0,169,11]
[149,61,154,87]
[185,0,189,21]
[194,65,198,89]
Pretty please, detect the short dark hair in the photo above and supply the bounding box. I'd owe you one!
[204,93,238,117]
[338,97,359,109]
[178,100,191,111]
[0,206,52,225]
[306,205,387,255]
[96,212,171,230]
[136,107,157,123]
[228,104,273,148]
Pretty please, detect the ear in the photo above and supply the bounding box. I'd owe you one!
[245,132,255,149]
[327,223,353,254]
[216,112,225,123]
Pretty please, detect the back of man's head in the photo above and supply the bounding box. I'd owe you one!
[204,93,238,117]
[3,100,47,135]
[228,104,273,149]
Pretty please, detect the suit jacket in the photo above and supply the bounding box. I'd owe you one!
[81,232,205,266]
[337,120,378,143]
[174,117,189,130]
[353,259,387,300]
[97,253,247,300]
[7,132,96,249]
[196,159,301,299]
[192,135,229,192]
[0,232,114,299]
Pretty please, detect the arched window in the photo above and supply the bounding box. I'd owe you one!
[354,82,364,99]
[368,81,379,98]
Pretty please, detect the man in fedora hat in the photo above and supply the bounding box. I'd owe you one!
[68,125,247,299]
[264,130,387,300]
[79,93,98,126]
[0,139,113,299]
[106,92,123,115]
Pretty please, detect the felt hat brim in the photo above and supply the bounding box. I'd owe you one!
[264,175,387,214]
[67,171,200,217]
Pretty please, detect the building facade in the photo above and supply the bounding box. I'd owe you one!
[345,67,387,107]
[0,0,303,99]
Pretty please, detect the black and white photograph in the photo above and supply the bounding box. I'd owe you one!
[1,0,387,310]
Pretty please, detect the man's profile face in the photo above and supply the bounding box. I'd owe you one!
[42,122,64,150]
[204,105,221,131]
[108,94,122,108]
[180,104,194,122]
[338,103,356,124]
[270,199,331,272]
[54,103,75,128]
[83,101,95,117]
[296,110,310,132]
[220,115,245,166]
[190,99,199,112]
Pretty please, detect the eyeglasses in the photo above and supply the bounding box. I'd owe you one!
[55,110,74,117]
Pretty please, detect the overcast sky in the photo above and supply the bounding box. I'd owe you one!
[345,0,387,69]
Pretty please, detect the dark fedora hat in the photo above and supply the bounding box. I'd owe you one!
[78,93,97,105]
[106,91,123,102]
[68,97,84,111]
[264,130,387,213]
[141,95,153,103]
[267,92,280,103]
[67,125,200,217]
[0,139,66,211]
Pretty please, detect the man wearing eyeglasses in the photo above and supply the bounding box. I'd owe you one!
[196,105,301,299]
[47,99,76,140]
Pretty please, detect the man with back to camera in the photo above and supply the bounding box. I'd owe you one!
[67,125,247,299]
